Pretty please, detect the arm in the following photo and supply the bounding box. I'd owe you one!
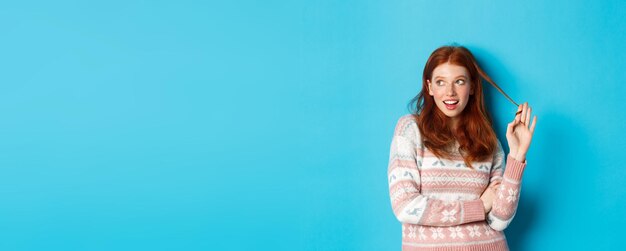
[485,143,527,231]
[487,102,537,231]
[388,116,485,227]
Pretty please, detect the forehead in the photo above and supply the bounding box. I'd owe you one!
[432,63,469,78]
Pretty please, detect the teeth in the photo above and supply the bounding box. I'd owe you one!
[444,100,459,105]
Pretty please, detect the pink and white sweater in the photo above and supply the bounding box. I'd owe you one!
[388,114,527,251]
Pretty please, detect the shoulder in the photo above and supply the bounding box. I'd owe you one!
[493,138,505,161]
[393,114,421,140]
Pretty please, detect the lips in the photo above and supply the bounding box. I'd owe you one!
[443,100,459,110]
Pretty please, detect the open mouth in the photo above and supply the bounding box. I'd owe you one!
[443,100,459,110]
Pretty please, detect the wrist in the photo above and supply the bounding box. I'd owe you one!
[508,146,517,156]
[511,152,526,162]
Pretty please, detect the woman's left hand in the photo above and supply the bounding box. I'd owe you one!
[506,102,537,162]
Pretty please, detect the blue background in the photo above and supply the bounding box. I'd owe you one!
[1,0,624,250]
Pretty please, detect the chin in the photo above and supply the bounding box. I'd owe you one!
[438,109,460,118]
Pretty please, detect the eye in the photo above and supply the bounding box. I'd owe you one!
[455,79,466,85]
[435,80,445,86]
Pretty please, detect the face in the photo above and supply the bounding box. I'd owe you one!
[427,63,473,121]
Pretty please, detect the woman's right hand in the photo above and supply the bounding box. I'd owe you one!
[480,181,501,213]
[506,102,537,162]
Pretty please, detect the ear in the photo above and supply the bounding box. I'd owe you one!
[427,80,433,96]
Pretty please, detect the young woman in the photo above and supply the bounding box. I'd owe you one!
[387,45,537,251]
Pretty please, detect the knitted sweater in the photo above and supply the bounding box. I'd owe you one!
[388,114,527,251]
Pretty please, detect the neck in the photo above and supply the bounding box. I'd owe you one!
[449,117,459,130]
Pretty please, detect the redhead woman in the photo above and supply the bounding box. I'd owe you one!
[387,45,537,251]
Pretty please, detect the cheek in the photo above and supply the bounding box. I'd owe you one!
[460,86,472,99]
[430,88,444,99]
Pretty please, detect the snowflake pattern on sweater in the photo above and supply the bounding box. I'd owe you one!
[388,114,527,251]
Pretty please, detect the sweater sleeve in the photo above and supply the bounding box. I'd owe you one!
[388,116,486,226]
[486,141,527,231]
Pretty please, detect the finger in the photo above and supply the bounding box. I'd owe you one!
[525,106,532,127]
[521,102,527,125]
[514,105,522,123]
[530,115,537,134]
[519,103,526,124]
[507,121,516,135]
[514,105,523,116]
[488,181,500,189]
[491,182,502,191]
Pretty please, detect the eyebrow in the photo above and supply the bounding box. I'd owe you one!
[433,75,467,79]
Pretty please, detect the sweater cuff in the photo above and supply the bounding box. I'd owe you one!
[463,199,485,223]
[504,155,527,181]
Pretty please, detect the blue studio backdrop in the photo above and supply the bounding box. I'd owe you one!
[1,0,624,250]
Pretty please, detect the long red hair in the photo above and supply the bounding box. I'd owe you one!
[409,45,504,167]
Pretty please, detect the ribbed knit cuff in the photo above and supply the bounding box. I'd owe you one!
[505,155,527,181]
[462,199,485,223]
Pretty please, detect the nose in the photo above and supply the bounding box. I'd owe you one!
[446,83,456,96]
